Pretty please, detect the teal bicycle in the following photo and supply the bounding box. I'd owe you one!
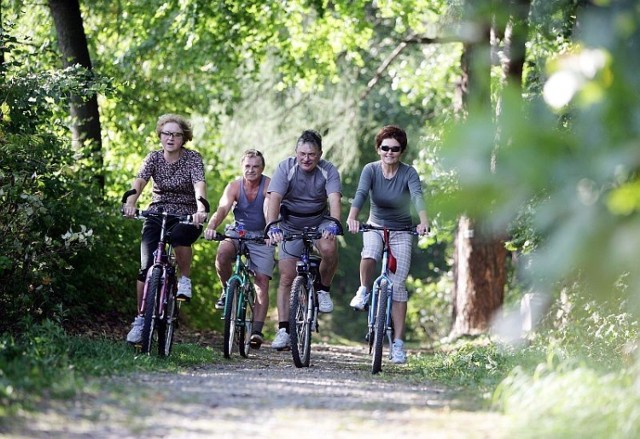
[211,225,266,358]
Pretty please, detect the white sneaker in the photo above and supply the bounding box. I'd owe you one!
[317,290,334,313]
[126,316,144,343]
[177,276,192,301]
[349,286,370,311]
[271,328,291,350]
[391,340,407,364]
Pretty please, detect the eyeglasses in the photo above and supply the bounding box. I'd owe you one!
[161,131,184,139]
[380,145,401,153]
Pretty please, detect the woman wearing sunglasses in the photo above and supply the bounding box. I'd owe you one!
[345,124,428,364]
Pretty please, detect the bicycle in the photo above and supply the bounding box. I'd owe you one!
[357,223,418,374]
[266,216,343,368]
[121,189,210,356]
[209,225,267,359]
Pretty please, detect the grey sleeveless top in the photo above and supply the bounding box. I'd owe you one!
[233,175,267,231]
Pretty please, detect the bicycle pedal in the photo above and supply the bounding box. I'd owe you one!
[176,296,191,303]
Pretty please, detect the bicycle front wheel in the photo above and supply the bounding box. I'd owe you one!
[289,276,312,368]
[238,285,254,358]
[141,267,162,355]
[372,279,389,374]
[223,279,241,358]
[157,276,178,357]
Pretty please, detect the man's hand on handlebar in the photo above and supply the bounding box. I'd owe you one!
[267,225,283,244]
[203,227,218,241]
[322,223,340,240]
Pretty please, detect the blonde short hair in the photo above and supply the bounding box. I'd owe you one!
[155,114,193,142]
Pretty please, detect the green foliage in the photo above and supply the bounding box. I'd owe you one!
[0,35,125,330]
[439,2,640,315]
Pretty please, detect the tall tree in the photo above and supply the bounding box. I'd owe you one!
[48,0,103,190]
[450,0,531,338]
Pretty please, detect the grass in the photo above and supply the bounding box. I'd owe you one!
[0,320,220,417]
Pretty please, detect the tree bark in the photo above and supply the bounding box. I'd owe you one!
[48,0,103,191]
[451,216,507,337]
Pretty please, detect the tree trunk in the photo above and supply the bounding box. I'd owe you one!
[451,216,507,337]
[449,0,512,338]
[48,0,103,191]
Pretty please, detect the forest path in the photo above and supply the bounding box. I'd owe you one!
[2,343,505,438]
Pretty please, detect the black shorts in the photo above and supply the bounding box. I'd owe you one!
[137,217,202,281]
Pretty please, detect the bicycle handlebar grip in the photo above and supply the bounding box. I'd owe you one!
[198,196,211,213]
[121,189,137,204]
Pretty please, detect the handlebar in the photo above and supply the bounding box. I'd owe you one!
[121,189,210,221]
[358,223,419,234]
[264,215,344,240]
[208,232,267,243]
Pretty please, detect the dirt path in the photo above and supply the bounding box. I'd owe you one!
[2,343,505,438]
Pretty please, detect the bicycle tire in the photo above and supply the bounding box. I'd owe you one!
[157,276,178,357]
[238,284,255,357]
[223,279,241,358]
[141,267,162,354]
[289,275,312,368]
[372,279,389,374]
[367,284,378,355]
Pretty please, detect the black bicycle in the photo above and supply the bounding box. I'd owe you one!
[266,216,343,368]
[122,189,209,356]
[357,224,418,374]
[209,225,266,358]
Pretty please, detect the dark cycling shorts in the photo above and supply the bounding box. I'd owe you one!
[137,217,202,282]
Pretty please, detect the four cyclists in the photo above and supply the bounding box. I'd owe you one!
[123,121,428,362]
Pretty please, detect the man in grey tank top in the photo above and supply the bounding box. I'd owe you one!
[266,130,342,350]
[204,149,275,349]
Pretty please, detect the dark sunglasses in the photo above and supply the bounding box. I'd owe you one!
[380,145,401,153]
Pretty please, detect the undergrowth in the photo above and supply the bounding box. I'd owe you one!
[0,319,218,417]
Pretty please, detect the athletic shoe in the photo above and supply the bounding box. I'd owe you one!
[126,316,144,344]
[271,328,291,350]
[349,286,370,311]
[317,290,334,313]
[391,339,407,364]
[177,276,192,301]
[214,293,226,310]
[249,331,264,349]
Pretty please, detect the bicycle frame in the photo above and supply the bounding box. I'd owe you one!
[213,229,263,358]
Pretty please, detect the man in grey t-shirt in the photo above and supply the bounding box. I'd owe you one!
[266,129,342,350]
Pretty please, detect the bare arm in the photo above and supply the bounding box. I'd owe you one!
[346,205,361,233]
[327,192,341,221]
[122,178,148,217]
[206,180,239,230]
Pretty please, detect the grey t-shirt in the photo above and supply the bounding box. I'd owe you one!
[351,161,425,227]
[268,157,342,229]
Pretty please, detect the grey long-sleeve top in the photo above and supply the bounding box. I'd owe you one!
[351,161,425,227]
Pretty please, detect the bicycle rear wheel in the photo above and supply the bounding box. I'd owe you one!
[289,276,312,367]
[372,279,389,374]
[141,267,162,355]
[223,279,241,358]
[238,285,255,358]
[157,276,178,357]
